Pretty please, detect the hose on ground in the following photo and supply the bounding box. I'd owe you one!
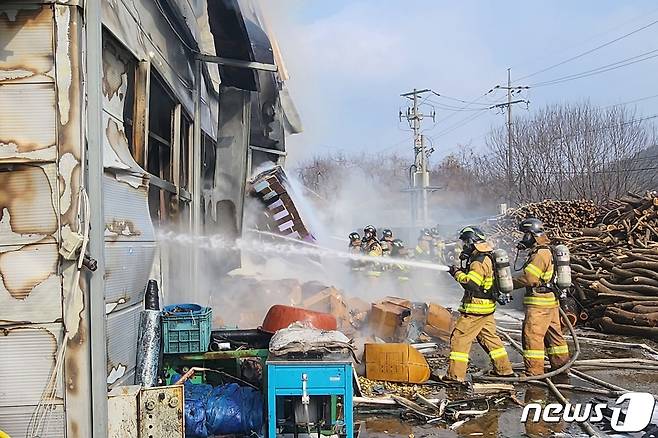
[475,307,580,383]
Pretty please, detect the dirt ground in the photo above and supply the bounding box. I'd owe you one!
[356,310,658,438]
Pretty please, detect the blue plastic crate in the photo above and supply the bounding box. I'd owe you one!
[162,304,212,354]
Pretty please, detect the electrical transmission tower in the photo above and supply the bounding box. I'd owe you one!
[489,68,529,207]
[400,88,435,227]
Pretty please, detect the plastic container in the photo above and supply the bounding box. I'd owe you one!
[260,304,337,334]
[162,304,212,354]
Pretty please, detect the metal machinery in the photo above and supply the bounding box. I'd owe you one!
[266,357,354,438]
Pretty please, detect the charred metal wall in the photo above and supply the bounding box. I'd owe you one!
[0,0,297,435]
[0,4,66,436]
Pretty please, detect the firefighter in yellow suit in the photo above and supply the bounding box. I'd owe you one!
[446,226,513,382]
[361,225,383,279]
[513,218,570,376]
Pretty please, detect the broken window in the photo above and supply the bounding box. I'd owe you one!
[202,133,216,186]
[101,31,137,156]
[147,71,175,183]
[179,115,191,191]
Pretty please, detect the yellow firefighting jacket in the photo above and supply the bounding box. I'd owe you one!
[453,247,496,315]
[363,239,383,257]
[513,240,557,308]
[348,242,364,271]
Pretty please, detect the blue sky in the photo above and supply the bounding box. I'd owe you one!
[261,1,658,164]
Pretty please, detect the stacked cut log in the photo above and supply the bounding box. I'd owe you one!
[484,192,658,340]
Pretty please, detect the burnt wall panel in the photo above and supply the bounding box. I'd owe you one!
[106,303,141,387]
[0,83,57,163]
[104,240,156,315]
[0,324,64,408]
[0,163,61,324]
[0,5,54,85]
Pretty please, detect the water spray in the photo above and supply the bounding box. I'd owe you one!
[158,231,451,273]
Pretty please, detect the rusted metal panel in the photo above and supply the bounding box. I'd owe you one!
[106,303,141,387]
[0,5,55,85]
[0,323,64,408]
[0,404,65,438]
[139,385,184,437]
[0,163,59,245]
[105,241,156,315]
[0,83,57,163]
[108,385,139,438]
[103,174,155,241]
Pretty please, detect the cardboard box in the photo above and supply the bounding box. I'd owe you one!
[424,303,454,340]
[368,297,411,339]
[364,343,430,384]
[303,287,353,334]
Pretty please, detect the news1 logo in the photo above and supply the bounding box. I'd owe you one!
[521,392,655,432]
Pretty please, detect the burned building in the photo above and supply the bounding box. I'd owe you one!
[0,0,299,436]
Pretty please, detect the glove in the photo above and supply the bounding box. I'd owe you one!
[448,265,459,276]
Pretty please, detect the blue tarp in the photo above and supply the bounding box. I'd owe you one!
[177,376,263,438]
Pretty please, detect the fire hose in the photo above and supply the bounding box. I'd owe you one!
[475,307,601,437]
[476,307,580,383]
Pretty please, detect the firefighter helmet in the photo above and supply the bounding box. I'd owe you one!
[458,226,486,244]
[458,226,487,259]
[349,232,360,242]
[430,227,440,237]
[392,238,404,249]
[518,218,544,249]
[382,229,393,239]
[363,225,376,240]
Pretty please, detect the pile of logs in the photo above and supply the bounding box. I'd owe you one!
[485,199,599,252]
[485,192,658,339]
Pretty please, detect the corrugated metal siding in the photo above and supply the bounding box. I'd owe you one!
[104,175,155,241]
[0,162,61,324]
[105,240,156,314]
[0,5,65,435]
[106,303,141,386]
[0,405,65,438]
[0,324,63,407]
[0,83,57,163]
[0,163,59,245]
[0,5,54,85]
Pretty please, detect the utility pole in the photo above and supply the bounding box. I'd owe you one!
[400,88,435,227]
[490,69,529,207]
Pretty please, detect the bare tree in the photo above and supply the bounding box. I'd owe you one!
[484,102,656,203]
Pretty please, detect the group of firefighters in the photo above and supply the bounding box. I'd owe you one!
[445,218,569,382]
[347,218,570,383]
[347,225,446,280]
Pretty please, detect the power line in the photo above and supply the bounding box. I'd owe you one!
[531,48,658,87]
[516,17,658,82]
[602,93,658,109]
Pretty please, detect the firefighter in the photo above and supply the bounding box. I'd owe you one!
[390,239,411,279]
[445,226,514,382]
[348,232,364,272]
[380,229,394,257]
[361,225,383,279]
[415,228,433,260]
[513,218,570,377]
[430,227,446,265]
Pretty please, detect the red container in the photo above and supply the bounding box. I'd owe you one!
[260,305,337,333]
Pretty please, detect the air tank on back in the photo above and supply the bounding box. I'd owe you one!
[493,248,513,293]
[554,244,572,289]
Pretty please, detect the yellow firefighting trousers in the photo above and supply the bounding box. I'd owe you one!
[447,312,513,381]
[522,301,570,376]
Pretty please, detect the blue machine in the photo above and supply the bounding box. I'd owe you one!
[266,359,354,437]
